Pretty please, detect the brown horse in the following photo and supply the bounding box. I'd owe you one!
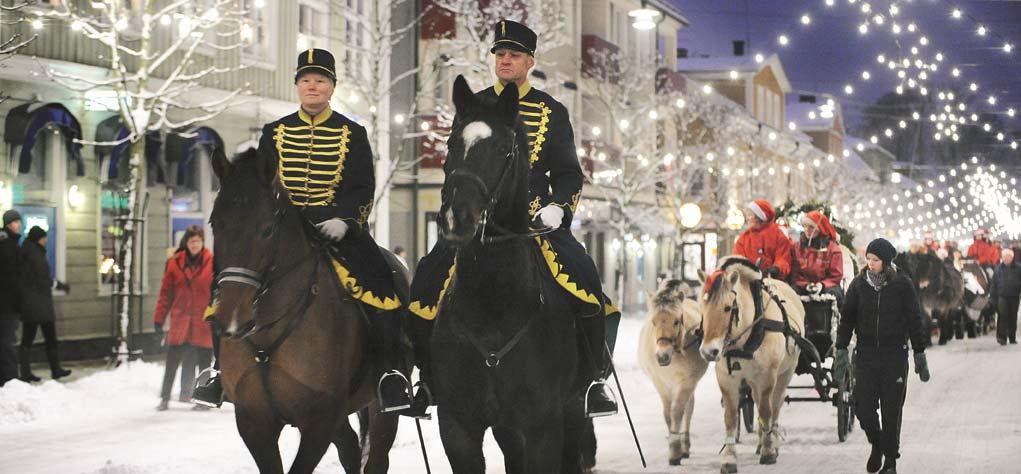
[698,256,804,474]
[209,148,404,474]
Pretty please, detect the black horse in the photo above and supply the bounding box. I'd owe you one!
[896,252,964,345]
[430,75,593,474]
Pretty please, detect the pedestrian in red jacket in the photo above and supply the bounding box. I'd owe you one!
[734,199,793,279]
[153,225,213,411]
[792,210,845,304]
[967,229,1001,268]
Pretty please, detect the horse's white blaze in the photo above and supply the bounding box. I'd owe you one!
[227,308,239,334]
[445,208,454,230]
[462,121,492,154]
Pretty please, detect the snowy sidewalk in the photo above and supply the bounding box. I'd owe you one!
[1,318,1018,473]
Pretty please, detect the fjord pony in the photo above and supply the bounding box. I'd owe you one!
[698,256,804,474]
[431,75,590,474]
[638,280,708,465]
[209,149,404,474]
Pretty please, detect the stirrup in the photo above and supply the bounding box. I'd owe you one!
[377,370,413,413]
[584,379,619,418]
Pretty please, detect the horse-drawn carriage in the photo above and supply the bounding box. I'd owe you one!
[733,289,856,442]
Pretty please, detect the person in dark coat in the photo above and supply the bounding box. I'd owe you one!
[153,226,214,411]
[0,210,23,386]
[833,238,930,474]
[18,226,71,382]
[989,248,1021,345]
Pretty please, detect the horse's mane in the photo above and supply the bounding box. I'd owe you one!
[704,256,762,303]
[653,279,690,312]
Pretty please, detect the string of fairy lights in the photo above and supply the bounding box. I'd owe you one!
[747,0,1020,152]
[731,0,1021,242]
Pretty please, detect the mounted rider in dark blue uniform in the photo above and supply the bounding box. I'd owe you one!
[404,20,621,419]
[192,48,413,413]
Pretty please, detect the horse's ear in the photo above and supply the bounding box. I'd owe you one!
[496,81,520,122]
[727,270,741,287]
[212,148,231,180]
[453,75,476,117]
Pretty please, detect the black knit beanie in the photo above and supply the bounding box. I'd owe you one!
[866,238,897,266]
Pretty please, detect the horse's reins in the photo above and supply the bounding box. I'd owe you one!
[212,189,329,423]
[442,129,556,245]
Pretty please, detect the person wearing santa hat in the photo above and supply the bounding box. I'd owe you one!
[791,210,845,305]
[734,199,793,317]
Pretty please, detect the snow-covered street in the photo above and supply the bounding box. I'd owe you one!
[2,316,1018,474]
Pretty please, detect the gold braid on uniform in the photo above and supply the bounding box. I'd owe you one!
[274,120,351,207]
[520,100,551,166]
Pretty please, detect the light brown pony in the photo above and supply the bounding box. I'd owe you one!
[697,256,804,474]
[638,279,708,466]
[210,149,403,474]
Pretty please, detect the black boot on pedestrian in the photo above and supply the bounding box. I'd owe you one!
[1010,339,1018,345]
[585,380,618,418]
[399,381,434,419]
[879,458,897,474]
[866,444,883,473]
[192,368,224,408]
[377,370,413,413]
[18,347,40,383]
[156,399,169,411]
[45,347,71,380]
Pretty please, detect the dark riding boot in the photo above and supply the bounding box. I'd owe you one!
[375,308,412,413]
[581,314,617,418]
[192,331,223,408]
[400,316,435,419]
[46,346,72,380]
[18,347,40,383]
[879,458,897,474]
[867,444,883,473]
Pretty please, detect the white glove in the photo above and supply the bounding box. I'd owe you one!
[316,218,349,241]
[537,205,565,228]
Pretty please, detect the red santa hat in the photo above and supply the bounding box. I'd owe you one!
[746,199,775,222]
[801,210,838,241]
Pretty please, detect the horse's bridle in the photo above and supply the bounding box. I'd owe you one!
[656,306,704,353]
[442,129,554,245]
[214,190,321,340]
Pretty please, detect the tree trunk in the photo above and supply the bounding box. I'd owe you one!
[114,141,145,365]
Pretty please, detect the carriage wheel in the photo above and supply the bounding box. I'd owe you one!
[837,369,855,442]
[739,382,755,435]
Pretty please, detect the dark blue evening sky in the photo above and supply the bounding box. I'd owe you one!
[667,0,1021,132]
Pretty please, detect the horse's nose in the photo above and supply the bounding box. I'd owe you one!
[701,347,720,362]
[656,351,672,366]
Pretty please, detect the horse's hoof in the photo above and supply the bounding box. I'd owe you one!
[755,445,761,455]
[669,458,682,466]
[759,453,777,465]
[721,463,738,473]
[681,452,691,459]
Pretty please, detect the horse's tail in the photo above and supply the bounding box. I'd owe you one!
[653,279,689,310]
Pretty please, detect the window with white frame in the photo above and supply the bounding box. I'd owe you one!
[297,0,329,52]
[342,1,367,80]
[242,0,276,67]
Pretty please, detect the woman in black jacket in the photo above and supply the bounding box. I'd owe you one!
[18,226,71,382]
[833,238,930,474]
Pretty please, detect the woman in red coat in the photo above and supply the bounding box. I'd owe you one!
[153,225,213,411]
[791,210,845,304]
[734,199,793,279]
